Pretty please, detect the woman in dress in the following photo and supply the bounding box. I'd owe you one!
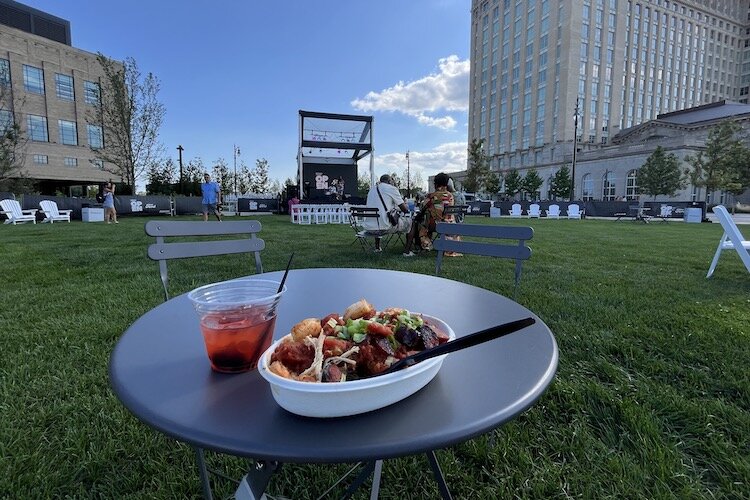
[103,182,118,224]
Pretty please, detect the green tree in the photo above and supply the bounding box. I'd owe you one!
[0,80,30,192]
[91,54,166,189]
[145,158,176,195]
[503,168,523,199]
[549,165,572,199]
[211,157,231,195]
[182,157,204,196]
[237,159,251,195]
[521,169,543,200]
[357,173,371,196]
[638,146,684,201]
[684,120,750,203]
[249,158,271,193]
[483,172,501,199]
[464,139,491,193]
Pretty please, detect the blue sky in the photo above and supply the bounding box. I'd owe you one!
[29,0,472,190]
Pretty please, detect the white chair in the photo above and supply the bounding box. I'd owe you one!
[527,204,541,218]
[0,199,37,224]
[290,204,302,223]
[706,205,750,278]
[311,205,328,224]
[566,204,582,219]
[39,200,72,223]
[509,204,522,217]
[546,204,560,219]
[296,205,312,224]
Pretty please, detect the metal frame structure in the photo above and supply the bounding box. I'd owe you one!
[297,110,374,200]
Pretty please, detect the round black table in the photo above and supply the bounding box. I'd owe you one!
[110,268,558,498]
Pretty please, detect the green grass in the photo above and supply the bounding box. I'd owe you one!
[1,215,748,499]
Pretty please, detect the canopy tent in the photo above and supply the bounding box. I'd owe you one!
[297,110,374,200]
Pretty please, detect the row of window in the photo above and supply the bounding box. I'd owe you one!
[32,154,103,169]
[24,114,103,148]
[0,58,100,104]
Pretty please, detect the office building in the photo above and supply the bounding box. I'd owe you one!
[468,0,750,202]
[0,0,119,194]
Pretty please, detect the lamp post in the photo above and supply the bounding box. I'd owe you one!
[176,144,184,194]
[233,144,240,197]
[570,98,579,202]
[405,150,410,198]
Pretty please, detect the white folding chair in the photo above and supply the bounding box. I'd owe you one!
[706,205,750,277]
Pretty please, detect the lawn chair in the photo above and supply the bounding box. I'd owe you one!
[434,222,533,299]
[349,207,395,252]
[566,204,582,219]
[0,199,37,224]
[39,200,72,223]
[545,204,560,219]
[443,204,468,223]
[527,204,541,218]
[509,204,522,217]
[145,219,265,497]
[706,205,750,278]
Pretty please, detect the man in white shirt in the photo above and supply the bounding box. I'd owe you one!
[364,174,410,252]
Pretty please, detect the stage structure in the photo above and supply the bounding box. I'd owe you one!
[297,110,374,201]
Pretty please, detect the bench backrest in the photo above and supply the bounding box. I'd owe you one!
[434,222,533,298]
[145,220,264,301]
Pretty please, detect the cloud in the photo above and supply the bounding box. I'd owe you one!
[351,55,469,130]
[363,141,467,191]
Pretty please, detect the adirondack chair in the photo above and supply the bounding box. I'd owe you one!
[527,204,541,218]
[566,204,582,219]
[545,204,560,219]
[39,200,72,223]
[706,205,750,277]
[0,199,37,224]
[509,204,522,217]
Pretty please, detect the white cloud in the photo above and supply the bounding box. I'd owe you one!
[351,55,469,130]
[362,141,467,191]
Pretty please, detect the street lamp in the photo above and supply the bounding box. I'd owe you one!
[233,144,240,197]
[570,98,579,202]
[176,144,184,194]
[405,150,410,198]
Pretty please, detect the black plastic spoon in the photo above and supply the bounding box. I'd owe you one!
[379,317,536,376]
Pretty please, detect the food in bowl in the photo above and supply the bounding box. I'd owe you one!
[267,299,450,383]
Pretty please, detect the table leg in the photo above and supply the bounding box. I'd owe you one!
[426,451,453,500]
[339,461,377,499]
[235,461,280,500]
[194,446,213,500]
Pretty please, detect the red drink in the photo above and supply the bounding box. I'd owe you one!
[200,309,277,373]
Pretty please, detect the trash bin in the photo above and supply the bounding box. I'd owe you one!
[684,207,702,223]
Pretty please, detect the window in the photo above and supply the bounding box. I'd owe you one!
[0,58,9,86]
[91,159,104,170]
[59,120,78,145]
[87,124,103,149]
[602,171,616,200]
[582,174,594,200]
[27,115,48,142]
[33,154,48,164]
[23,65,44,94]
[55,74,74,101]
[64,157,78,167]
[626,169,639,199]
[0,109,13,132]
[84,81,100,105]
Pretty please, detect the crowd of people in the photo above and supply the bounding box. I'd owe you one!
[364,172,464,257]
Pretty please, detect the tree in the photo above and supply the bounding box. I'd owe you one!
[249,158,271,193]
[91,54,165,189]
[237,159,251,195]
[684,120,750,203]
[211,157,231,195]
[638,146,684,201]
[483,172,501,199]
[521,170,543,200]
[0,77,29,192]
[503,168,523,199]
[549,166,572,199]
[465,139,491,193]
[182,157,205,196]
[145,158,177,194]
[357,173,370,196]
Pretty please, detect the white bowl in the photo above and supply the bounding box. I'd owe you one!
[258,315,455,418]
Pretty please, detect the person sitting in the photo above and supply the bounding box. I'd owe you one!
[364,174,411,252]
[403,172,455,257]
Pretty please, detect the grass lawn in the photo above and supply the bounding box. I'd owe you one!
[1,215,748,499]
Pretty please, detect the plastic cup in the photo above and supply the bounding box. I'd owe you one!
[188,279,286,374]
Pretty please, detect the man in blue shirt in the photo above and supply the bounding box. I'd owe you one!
[201,173,222,221]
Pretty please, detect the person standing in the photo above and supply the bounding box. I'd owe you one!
[103,181,118,224]
[201,173,222,222]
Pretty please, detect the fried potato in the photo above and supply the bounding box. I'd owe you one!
[343,299,375,321]
[291,318,322,341]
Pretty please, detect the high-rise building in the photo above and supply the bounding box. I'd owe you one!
[468,0,750,200]
[0,0,119,194]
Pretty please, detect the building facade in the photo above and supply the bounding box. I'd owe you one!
[468,0,750,202]
[0,0,119,194]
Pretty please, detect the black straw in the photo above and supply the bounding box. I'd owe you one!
[277,252,294,293]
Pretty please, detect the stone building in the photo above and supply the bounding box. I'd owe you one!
[0,0,121,194]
